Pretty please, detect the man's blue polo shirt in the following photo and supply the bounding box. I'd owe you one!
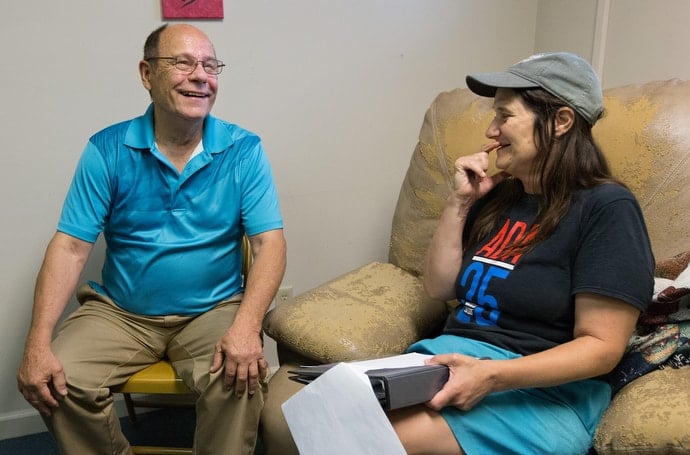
[58,105,283,316]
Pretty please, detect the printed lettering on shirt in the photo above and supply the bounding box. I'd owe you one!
[456,218,539,325]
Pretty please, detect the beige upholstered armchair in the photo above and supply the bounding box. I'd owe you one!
[261,80,690,455]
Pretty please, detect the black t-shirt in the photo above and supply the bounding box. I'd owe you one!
[443,182,655,355]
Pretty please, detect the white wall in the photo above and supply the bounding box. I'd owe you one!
[1,0,539,438]
[534,0,690,88]
[600,0,690,86]
[534,0,599,59]
[7,0,690,441]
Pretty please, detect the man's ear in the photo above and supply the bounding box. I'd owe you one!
[554,106,575,137]
[139,60,152,91]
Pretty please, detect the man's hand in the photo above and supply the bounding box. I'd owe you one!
[209,324,267,397]
[17,346,68,416]
[208,229,285,397]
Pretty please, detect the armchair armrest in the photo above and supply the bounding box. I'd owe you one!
[263,261,448,364]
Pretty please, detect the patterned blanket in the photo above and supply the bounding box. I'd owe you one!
[608,251,690,395]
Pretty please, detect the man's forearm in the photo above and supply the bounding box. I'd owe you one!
[25,232,93,348]
[234,229,287,331]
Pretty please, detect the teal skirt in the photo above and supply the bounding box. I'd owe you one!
[408,334,610,455]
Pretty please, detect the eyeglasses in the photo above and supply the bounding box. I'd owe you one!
[146,56,226,75]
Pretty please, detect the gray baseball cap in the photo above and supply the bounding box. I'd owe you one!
[466,52,603,125]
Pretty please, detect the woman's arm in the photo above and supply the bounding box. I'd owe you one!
[426,292,639,410]
[423,195,472,301]
[424,143,508,300]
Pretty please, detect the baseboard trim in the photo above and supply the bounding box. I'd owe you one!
[0,408,45,440]
[0,398,130,440]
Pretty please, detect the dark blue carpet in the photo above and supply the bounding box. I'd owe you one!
[0,408,265,454]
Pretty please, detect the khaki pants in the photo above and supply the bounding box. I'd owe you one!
[45,285,265,455]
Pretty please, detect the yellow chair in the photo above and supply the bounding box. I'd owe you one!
[113,235,253,455]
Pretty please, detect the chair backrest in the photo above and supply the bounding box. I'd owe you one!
[389,79,690,276]
[594,80,690,260]
[242,234,253,280]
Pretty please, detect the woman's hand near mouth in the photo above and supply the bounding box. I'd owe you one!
[451,140,510,205]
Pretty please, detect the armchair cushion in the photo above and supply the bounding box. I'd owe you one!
[263,261,448,364]
[593,366,690,454]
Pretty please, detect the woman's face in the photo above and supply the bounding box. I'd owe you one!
[485,88,539,192]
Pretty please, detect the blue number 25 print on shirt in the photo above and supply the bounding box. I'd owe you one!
[455,218,539,326]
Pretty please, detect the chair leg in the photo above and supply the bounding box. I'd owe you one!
[123,393,138,424]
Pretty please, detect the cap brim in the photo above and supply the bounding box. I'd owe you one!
[466,71,539,97]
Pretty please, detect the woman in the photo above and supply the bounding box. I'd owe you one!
[389,53,654,455]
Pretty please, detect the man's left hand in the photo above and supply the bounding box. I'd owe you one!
[209,325,267,397]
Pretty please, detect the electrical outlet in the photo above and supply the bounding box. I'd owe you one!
[275,286,293,306]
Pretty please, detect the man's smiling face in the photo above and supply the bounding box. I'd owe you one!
[142,24,218,123]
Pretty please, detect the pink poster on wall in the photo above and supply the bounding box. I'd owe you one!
[162,0,224,19]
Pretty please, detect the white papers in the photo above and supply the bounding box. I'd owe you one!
[282,361,408,455]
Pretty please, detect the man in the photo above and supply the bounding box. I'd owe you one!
[17,23,286,454]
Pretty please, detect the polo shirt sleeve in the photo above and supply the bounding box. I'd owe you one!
[57,141,112,243]
[238,138,283,236]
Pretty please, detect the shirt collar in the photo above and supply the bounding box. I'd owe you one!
[124,104,233,154]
